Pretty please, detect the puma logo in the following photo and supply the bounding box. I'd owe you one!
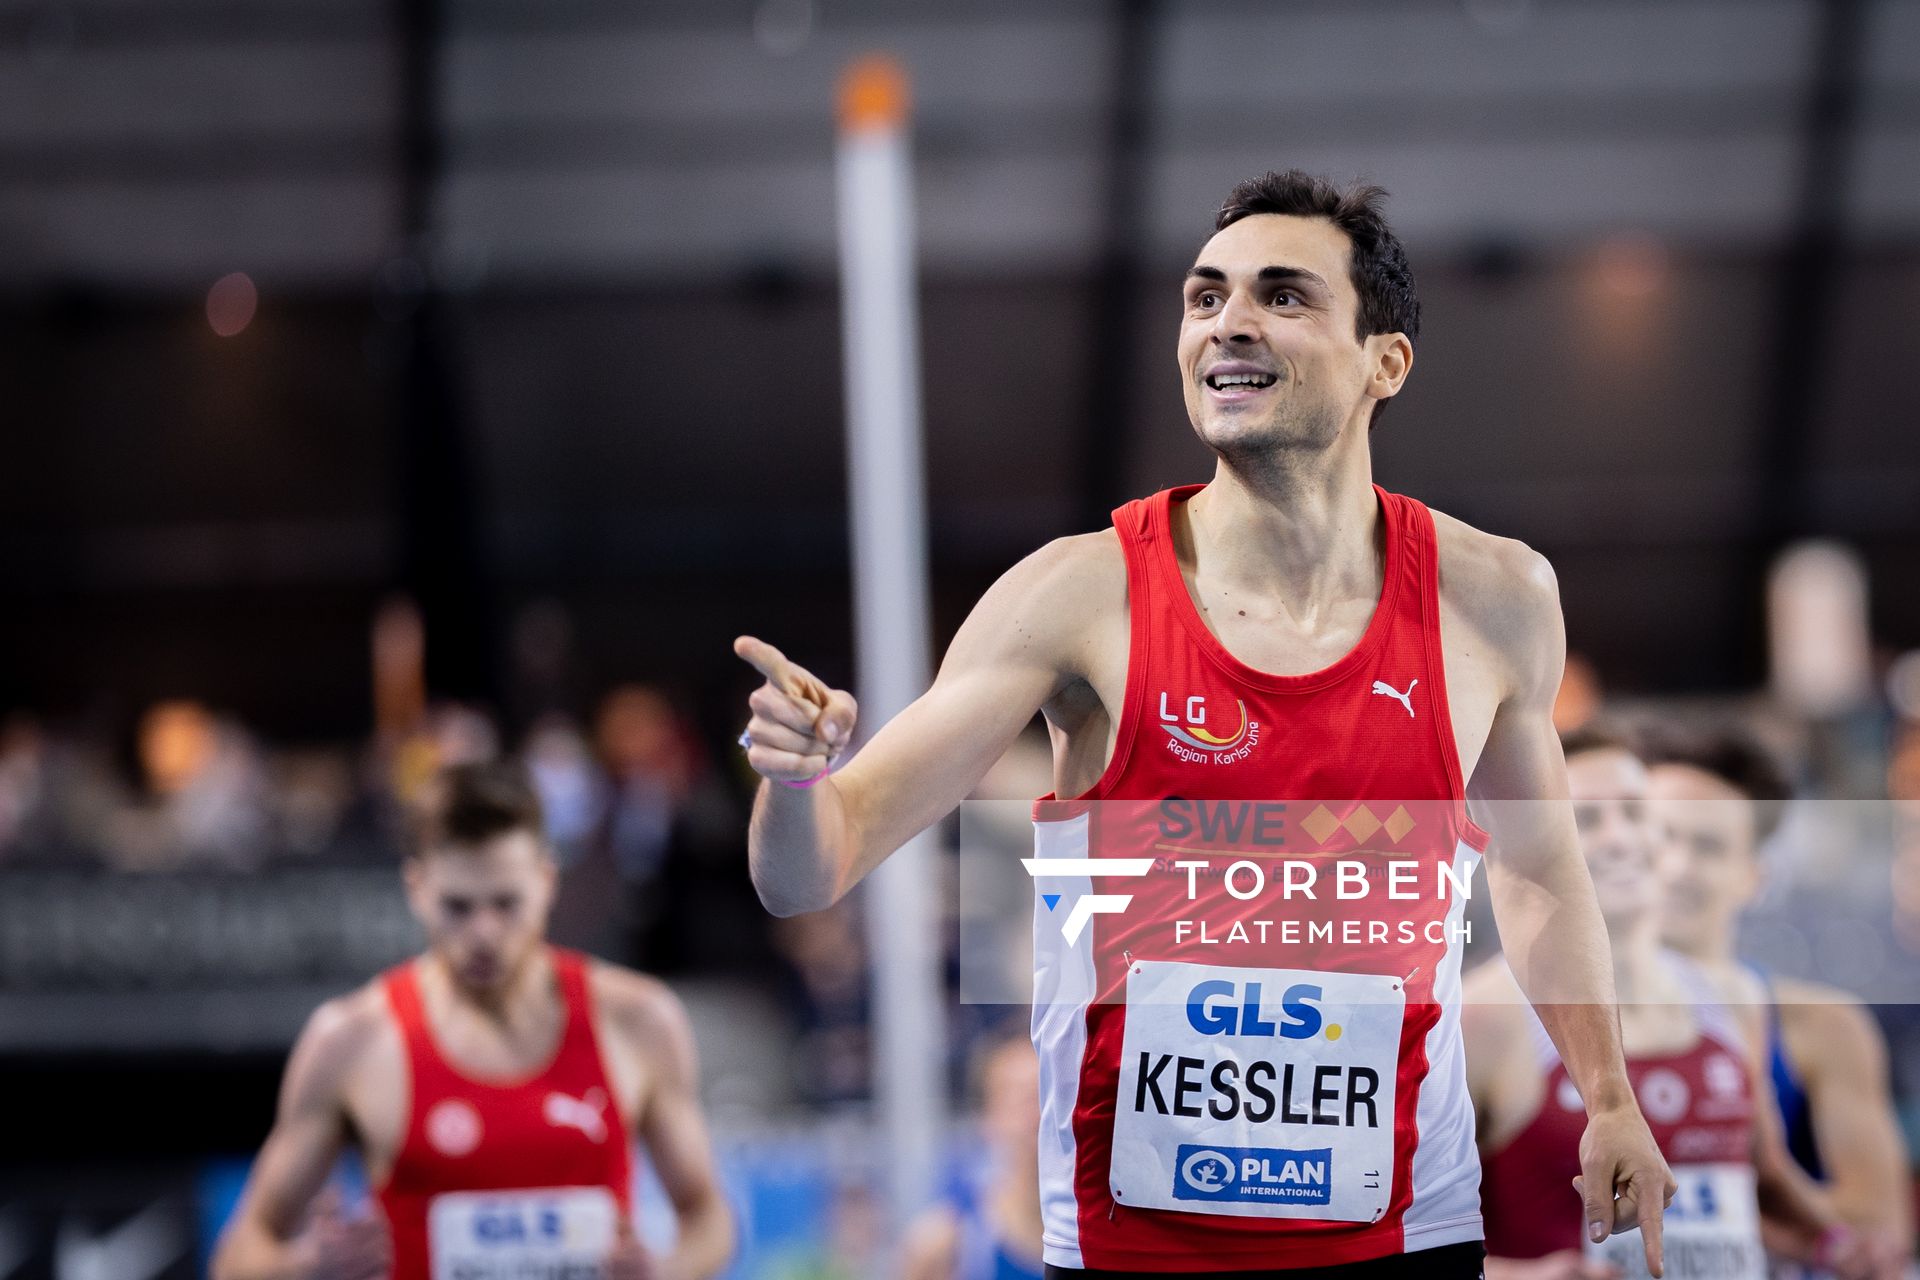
[1371,678,1417,718]
[543,1088,609,1143]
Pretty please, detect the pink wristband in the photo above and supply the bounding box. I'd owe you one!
[781,769,829,789]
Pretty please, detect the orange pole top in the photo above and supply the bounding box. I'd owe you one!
[838,53,910,132]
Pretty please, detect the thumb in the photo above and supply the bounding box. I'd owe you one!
[1573,1172,1612,1243]
[815,689,857,749]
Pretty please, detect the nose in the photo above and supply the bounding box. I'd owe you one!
[1210,286,1263,345]
[466,908,509,947]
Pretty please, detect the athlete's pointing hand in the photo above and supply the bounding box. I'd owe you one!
[734,636,858,786]
[1574,1103,1677,1278]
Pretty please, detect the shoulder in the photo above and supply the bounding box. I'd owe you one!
[288,980,395,1101]
[1427,506,1562,696]
[587,961,698,1073]
[984,530,1125,616]
[1772,978,1888,1071]
[1428,507,1560,631]
[1707,961,1771,1009]
[945,529,1126,674]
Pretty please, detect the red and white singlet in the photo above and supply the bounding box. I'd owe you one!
[1029,485,1490,1272]
[1482,955,1763,1280]
[377,947,636,1280]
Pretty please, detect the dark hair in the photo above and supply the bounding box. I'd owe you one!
[412,761,546,856]
[1213,170,1420,427]
[1639,723,1791,848]
[1559,720,1641,763]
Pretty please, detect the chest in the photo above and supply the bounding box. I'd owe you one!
[347,1007,642,1185]
[1064,585,1501,789]
[1491,1034,1754,1161]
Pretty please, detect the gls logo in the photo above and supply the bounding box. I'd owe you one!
[1187,979,1336,1042]
[1160,693,1260,763]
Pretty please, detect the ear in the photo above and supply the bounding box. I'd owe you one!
[402,855,429,916]
[1366,332,1413,402]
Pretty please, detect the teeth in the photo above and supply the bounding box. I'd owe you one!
[1209,373,1275,389]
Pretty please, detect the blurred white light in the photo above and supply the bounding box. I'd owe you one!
[1769,540,1872,718]
[753,0,814,56]
[205,271,257,337]
[1888,650,1920,721]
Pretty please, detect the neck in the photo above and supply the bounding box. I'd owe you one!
[1608,917,1665,1003]
[428,946,550,1021]
[1187,447,1380,609]
[1666,912,1736,964]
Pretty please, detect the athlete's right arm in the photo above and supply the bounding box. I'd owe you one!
[211,999,389,1280]
[736,533,1116,916]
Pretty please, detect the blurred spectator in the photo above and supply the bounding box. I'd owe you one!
[0,713,48,856]
[376,699,503,832]
[522,713,602,866]
[547,682,749,972]
[902,1027,1045,1280]
[770,900,871,1105]
[596,684,690,882]
[105,699,272,872]
[1553,650,1602,734]
[266,747,359,859]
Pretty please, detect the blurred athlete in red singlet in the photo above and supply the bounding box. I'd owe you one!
[1466,728,1872,1280]
[213,761,734,1280]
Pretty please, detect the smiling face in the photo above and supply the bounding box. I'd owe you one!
[1177,213,1410,465]
[1565,747,1668,932]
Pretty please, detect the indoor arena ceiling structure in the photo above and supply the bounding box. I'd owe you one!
[2,0,1916,290]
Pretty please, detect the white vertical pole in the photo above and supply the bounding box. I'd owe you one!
[834,54,943,1229]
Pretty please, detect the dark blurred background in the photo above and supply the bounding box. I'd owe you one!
[2,0,1919,1276]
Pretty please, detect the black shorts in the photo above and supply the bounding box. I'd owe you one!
[1043,1239,1485,1280]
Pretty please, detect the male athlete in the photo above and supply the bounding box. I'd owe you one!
[736,170,1672,1277]
[1644,727,1912,1265]
[212,761,734,1280]
[1467,727,1867,1280]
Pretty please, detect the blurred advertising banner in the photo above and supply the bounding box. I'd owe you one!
[0,868,418,1051]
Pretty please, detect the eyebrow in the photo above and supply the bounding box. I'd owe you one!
[1185,265,1331,291]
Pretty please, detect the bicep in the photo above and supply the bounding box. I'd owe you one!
[1802,1007,1911,1227]
[1464,552,1574,880]
[633,998,727,1215]
[835,541,1103,866]
[230,1015,354,1240]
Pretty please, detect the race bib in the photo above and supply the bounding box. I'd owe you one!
[1584,1164,1764,1280]
[1110,960,1405,1220]
[427,1187,620,1280]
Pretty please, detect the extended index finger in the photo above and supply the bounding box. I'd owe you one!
[1634,1179,1666,1279]
[734,635,802,698]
